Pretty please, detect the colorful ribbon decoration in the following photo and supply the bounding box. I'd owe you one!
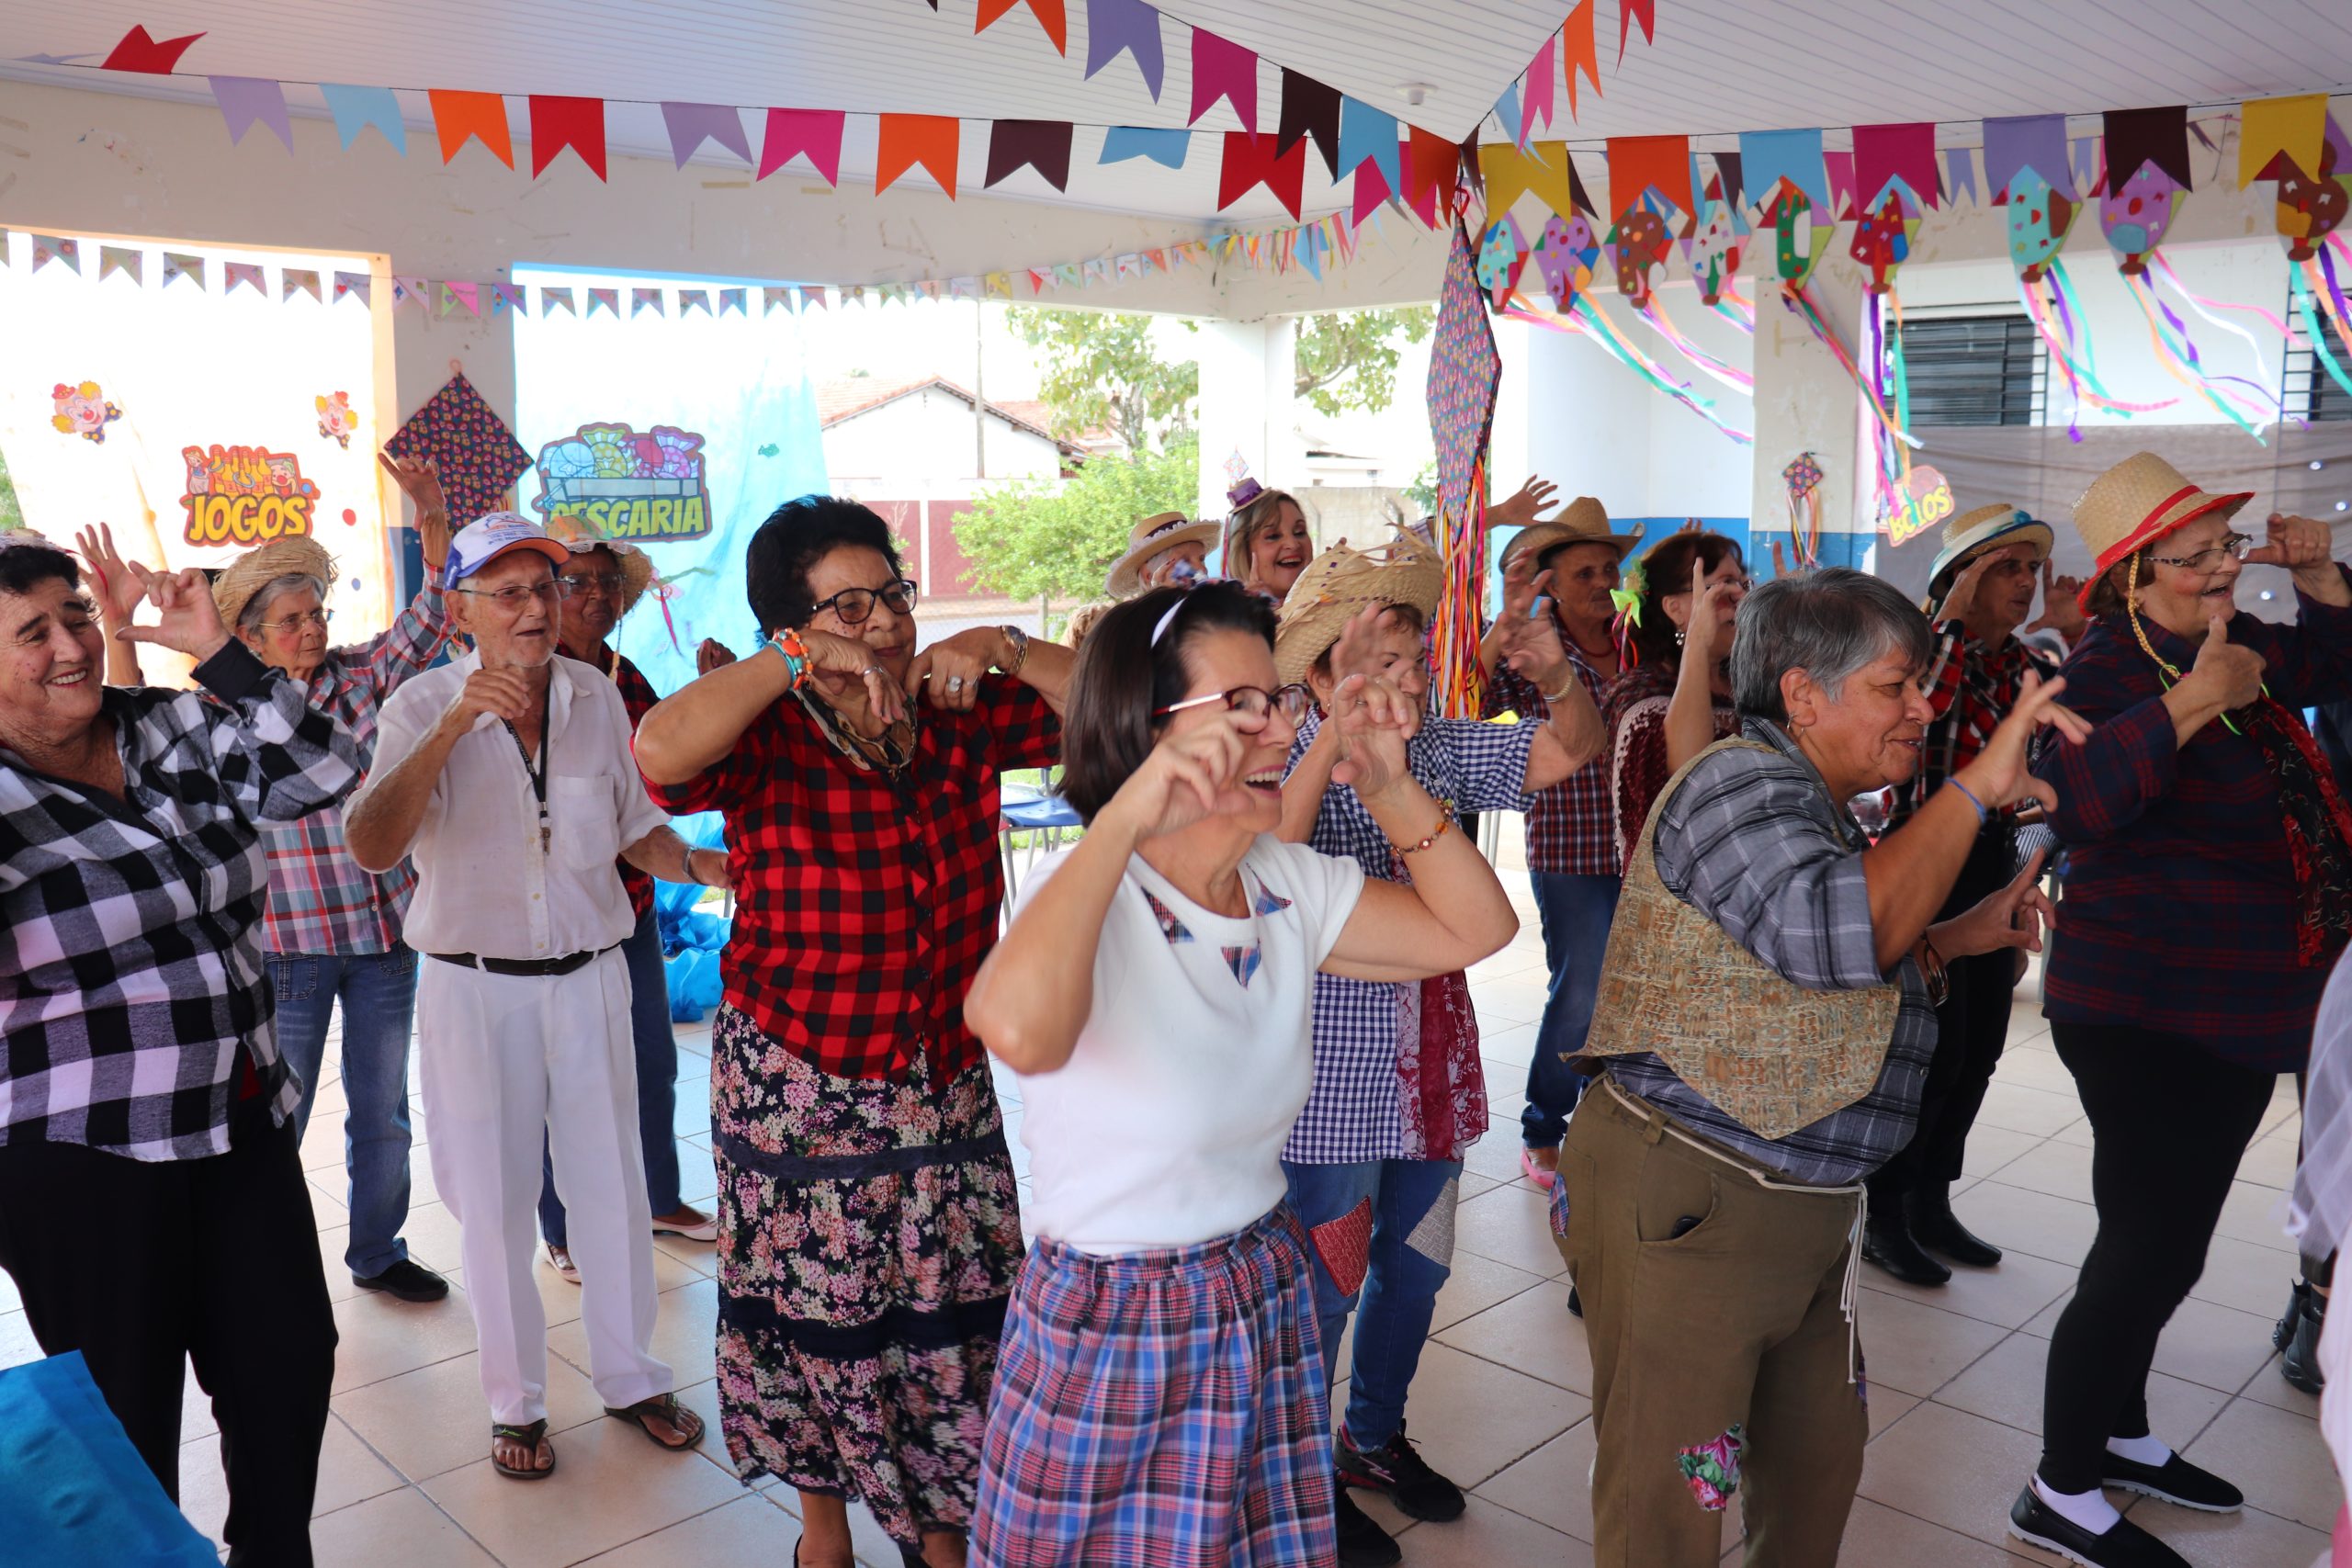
[1432,457,1490,721]
[1636,293,1756,396]
[1504,299,1755,446]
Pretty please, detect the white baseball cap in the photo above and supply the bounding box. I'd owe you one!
[445,512,570,586]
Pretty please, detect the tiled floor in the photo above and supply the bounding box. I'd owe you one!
[1,877,2336,1566]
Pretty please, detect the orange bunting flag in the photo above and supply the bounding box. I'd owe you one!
[876,114,961,198]
[1562,0,1601,118]
[429,91,514,168]
[529,96,607,179]
[1217,132,1306,220]
[1604,133,1692,217]
[976,0,1068,54]
[1403,127,1460,226]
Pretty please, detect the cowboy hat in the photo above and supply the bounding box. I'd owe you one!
[1272,534,1445,688]
[541,512,654,614]
[1500,496,1644,573]
[1104,512,1223,599]
[213,536,338,630]
[2070,452,2253,612]
[1925,502,2053,599]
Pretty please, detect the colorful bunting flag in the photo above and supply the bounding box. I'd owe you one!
[1983,114,2075,203]
[489,283,527,315]
[1563,0,1601,118]
[542,285,577,314]
[987,120,1075,190]
[630,287,664,318]
[391,276,427,310]
[1481,141,1583,222]
[99,245,141,284]
[162,253,205,290]
[660,102,752,168]
[282,267,322,302]
[2239,95,2329,187]
[429,90,514,168]
[333,270,371,305]
[2069,137,2099,197]
[100,25,205,73]
[976,0,1067,53]
[1852,121,1939,213]
[1102,126,1190,169]
[758,109,846,185]
[209,77,294,151]
[1604,135,1693,216]
[1494,83,1525,152]
[1520,37,1555,145]
[29,235,79,275]
[676,288,710,315]
[224,262,266,296]
[1338,98,1402,192]
[1084,0,1165,99]
[322,85,407,153]
[2105,106,2194,194]
[718,287,747,315]
[1219,132,1307,220]
[762,287,792,315]
[1277,71,1342,174]
[529,96,607,180]
[440,279,481,317]
[1943,146,1977,206]
[1619,0,1657,62]
[1403,128,1459,226]
[798,286,829,312]
[1190,29,1259,131]
[1351,159,1395,226]
[588,287,619,317]
[876,115,960,197]
[1738,128,1830,213]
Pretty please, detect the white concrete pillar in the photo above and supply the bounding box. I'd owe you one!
[1747,271,1869,573]
[1196,318,1270,524]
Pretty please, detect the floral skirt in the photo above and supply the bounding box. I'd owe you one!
[708,1005,1023,1547]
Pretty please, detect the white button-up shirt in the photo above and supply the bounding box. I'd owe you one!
[363,649,665,962]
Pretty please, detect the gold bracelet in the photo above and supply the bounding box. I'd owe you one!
[1392,800,1456,855]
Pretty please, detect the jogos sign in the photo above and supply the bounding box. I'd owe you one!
[181,444,321,547]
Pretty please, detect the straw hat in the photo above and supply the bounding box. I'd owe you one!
[2070,452,2252,611]
[1499,496,1644,573]
[1925,502,2052,596]
[213,536,337,630]
[1273,534,1445,687]
[1104,511,1222,599]
[540,513,654,614]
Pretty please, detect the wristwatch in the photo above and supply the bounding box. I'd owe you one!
[996,624,1031,676]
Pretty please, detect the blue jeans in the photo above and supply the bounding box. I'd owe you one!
[538,908,683,1247]
[1282,1156,1463,1453]
[270,944,420,1278]
[1523,872,1622,1149]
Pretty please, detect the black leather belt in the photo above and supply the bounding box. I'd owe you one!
[426,942,619,978]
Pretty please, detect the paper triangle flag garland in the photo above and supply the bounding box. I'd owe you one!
[430,91,514,168]
[1084,0,1164,99]
[718,287,747,316]
[1605,135,1693,218]
[1619,0,1657,62]
[542,285,577,315]
[1276,70,1341,175]
[392,276,427,310]
[1218,132,1306,220]
[1101,126,1188,169]
[2240,94,2326,188]
[1480,141,1579,222]
[1190,29,1259,132]
[660,102,752,169]
[986,120,1075,190]
[223,262,265,296]
[162,252,205,290]
[1493,83,1526,152]
[529,96,607,180]
[631,287,664,318]
[1853,121,1939,213]
[1403,128,1459,226]
[1944,146,1978,206]
[1520,37,1555,145]
[322,85,407,153]
[30,235,79,275]
[209,77,294,152]
[282,268,322,302]
[761,287,791,315]
[2105,106,2195,193]
[1983,114,2075,204]
[1352,159,1395,226]
[588,288,618,317]
[977,0,1067,54]
[675,288,708,316]
[383,371,533,522]
[876,114,961,197]
[99,245,141,284]
[759,108,846,185]
[487,283,526,315]
[1737,128,1830,215]
[799,285,830,312]
[1563,0,1601,119]
[333,270,372,305]
[101,25,205,73]
[1338,98,1401,192]
[444,280,482,318]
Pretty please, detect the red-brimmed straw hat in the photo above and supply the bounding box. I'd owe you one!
[2071,452,2253,612]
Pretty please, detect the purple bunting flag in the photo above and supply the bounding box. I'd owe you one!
[209,76,294,151]
[540,285,576,315]
[1084,0,1165,100]
[1983,114,2074,203]
[718,287,747,316]
[630,287,664,319]
[762,287,792,316]
[678,288,711,315]
[587,287,619,317]
[660,102,753,169]
[489,283,527,316]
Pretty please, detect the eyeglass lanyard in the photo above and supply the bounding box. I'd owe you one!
[502,716,552,855]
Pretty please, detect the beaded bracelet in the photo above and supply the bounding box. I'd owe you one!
[767,627,811,691]
[1393,800,1456,855]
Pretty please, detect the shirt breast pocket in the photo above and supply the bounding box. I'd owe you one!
[552,774,622,872]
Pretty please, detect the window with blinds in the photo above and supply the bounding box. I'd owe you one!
[1894,311,2046,428]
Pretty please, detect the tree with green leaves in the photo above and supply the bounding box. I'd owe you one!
[1006,307,1198,452]
[1294,306,1435,417]
[0,447,24,534]
[956,436,1199,607]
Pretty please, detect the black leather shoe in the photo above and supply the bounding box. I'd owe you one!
[1333,1481,1401,1566]
[1907,1183,2003,1268]
[353,1258,450,1303]
[2009,1485,2192,1567]
[1861,1217,1951,1287]
[2276,1280,2326,1395]
[1567,1285,1582,1318]
[2101,1450,2243,1512]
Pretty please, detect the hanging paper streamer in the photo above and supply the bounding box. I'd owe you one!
[2119,271,2271,439]
[2294,261,2352,400]
[2018,258,2179,437]
[1635,292,1754,397]
[1781,451,1824,567]
[1503,299,1754,446]
[1425,217,1504,718]
[2248,105,2351,263]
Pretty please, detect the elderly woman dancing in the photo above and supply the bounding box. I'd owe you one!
[0,536,365,1565]
[635,496,1073,1568]
[1557,568,2079,1568]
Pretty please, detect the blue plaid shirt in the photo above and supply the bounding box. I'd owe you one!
[1282,710,1540,1164]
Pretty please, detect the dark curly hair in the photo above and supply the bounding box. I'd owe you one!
[0,544,82,601]
[1624,532,1744,669]
[744,495,908,637]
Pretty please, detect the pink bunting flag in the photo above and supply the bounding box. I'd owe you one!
[209,76,293,151]
[440,280,481,318]
[1190,28,1259,131]
[1852,121,1939,213]
[678,288,711,315]
[1520,37,1555,145]
[489,283,527,316]
[630,287,664,318]
[660,102,753,168]
[223,261,266,296]
[587,287,619,317]
[798,286,829,312]
[759,109,845,184]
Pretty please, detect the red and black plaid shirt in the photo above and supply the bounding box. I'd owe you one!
[642,673,1060,1084]
[586,643,662,923]
[1887,623,2055,829]
[1486,648,1619,875]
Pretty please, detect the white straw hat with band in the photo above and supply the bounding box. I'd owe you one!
[2069,452,2254,613]
[1272,534,1445,688]
[1105,512,1223,599]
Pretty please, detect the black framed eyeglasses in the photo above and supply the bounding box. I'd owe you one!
[1153,683,1312,723]
[555,571,628,600]
[811,579,919,626]
[2148,533,2252,572]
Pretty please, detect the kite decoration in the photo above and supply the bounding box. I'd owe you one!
[1425,216,1504,718]
[1476,215,1531,310]
[1681,161,1751,332]
[1781,451,1824,568]
[1532,212,1601,312]
[1605,199,1675,310]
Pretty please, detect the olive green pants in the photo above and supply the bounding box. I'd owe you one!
[1557,1083,1869,1568]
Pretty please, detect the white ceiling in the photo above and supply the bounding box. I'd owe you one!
[2,0,2349,225]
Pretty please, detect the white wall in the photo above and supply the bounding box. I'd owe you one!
[822,390,1066,485]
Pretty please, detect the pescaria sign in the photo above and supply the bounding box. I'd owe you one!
[181,445,321,547]
[530,422,711,542]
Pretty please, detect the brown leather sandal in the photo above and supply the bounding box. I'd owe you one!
[491,1418,555,1479]
[603,1392,706,1450]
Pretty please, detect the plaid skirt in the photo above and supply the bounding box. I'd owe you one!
[971,1206,1337,1568]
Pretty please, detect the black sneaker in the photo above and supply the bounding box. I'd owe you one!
[2101,1450,2243,1512]
[2009,1484,2192,1567]
[352,1258,449,1303]
[1337,1420,1465,1522]
[1333,1483,1401,1567]
[2275,1280,2326,1395]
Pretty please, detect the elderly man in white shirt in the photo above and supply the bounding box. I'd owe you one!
[346,514,729,1481]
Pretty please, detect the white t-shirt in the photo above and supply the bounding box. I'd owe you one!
[1009,835,1367,1255]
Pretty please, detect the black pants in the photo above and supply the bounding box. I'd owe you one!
[1869,827,2019,1205]
[0,1089,337,1566]
[2037,1022,2277,1492]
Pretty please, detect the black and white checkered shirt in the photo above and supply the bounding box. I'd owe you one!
[1,641,365,1161]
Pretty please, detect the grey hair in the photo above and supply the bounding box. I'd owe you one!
[1730,568,1934,723]
[239,572,330,633]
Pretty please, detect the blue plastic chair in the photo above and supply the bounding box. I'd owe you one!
[0,1352,217,1565]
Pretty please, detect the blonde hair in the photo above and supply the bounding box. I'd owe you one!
[1062,601,1113,649]
[1227,489,1307,571]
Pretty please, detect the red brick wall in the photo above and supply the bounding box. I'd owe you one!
[926,499,991,598]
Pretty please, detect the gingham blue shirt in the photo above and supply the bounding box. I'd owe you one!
[1282,709,1540,1164]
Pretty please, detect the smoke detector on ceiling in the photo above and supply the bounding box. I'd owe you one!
[1398,83,1433,107]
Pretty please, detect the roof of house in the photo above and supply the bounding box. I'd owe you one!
[816,376,1082,456]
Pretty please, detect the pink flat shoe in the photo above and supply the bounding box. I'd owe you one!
[1521,1147,1557,1190]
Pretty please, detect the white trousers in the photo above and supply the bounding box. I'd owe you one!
[418,948,670,1425]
